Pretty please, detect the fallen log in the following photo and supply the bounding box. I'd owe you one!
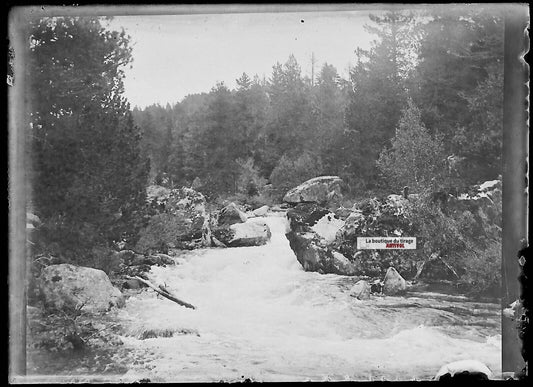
[126,275,196,310]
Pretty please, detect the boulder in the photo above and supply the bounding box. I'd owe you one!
[349,280,371,300]
[139,186,211,252]
[213,221,271,247]
[382,267,407,295]
[334,206,353,220]
[252,205,270,217]
[283,176,343,206]
[331,251,357,276]
[435,360,492,381]
[311,213,345,243]
[286,231,357,276]
[218,202,248,226]
[39,264,125,313]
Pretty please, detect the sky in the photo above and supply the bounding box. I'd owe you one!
[108,10,376,109]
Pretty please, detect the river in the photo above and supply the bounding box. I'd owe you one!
[116,212,501,382]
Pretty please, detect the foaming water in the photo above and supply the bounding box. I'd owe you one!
[117,213,501,382]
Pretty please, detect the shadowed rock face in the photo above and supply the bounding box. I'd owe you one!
[217,202,248,226]
[283,176,343,206]
[435,359,492,381]
[286,230,357,276]
[39,264,124,312]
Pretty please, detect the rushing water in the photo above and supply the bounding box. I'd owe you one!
[117,213,501,382]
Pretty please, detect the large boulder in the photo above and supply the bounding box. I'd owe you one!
[138,186,211,253]
[349,280,371,300]
[213,220,271,247]
[283,176,344,206]
[382,267,407,295]
[330,197,415,278]
[39,264,125,313]
[435,360,492,381]
[218,202,248,226]
[286,231,357,275]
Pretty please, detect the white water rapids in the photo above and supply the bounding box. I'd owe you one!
[117,213,501,382]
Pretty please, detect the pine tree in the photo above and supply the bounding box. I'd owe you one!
[28,17,149,265]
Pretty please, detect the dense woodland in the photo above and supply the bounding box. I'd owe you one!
[131,10,502,199]
[26,8,503,296]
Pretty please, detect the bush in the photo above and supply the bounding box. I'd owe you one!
[30,216,121,274]
[135,213,187,254]
[460,240,501,298]
[406,189,502,295]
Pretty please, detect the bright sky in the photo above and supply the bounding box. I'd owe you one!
[108,10,376,109]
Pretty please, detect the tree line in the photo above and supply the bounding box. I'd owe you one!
[132,8,503,201]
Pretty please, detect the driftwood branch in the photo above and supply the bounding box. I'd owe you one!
[126,276,196,310]
[414,253,460,281]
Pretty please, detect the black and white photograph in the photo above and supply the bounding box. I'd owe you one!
[7,3,529,382]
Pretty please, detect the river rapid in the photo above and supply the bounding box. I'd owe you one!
[116,212,501,382]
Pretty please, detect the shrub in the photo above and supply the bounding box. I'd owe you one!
[135,213,186,254]
[460,240,501,298]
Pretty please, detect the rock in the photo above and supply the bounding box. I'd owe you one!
[286,203,330,232]
[382,267,407,295]
[218,202,248,226]
[478,179,501,192]
[27,212,42,227]
[349,280,371,300]
[252,205,270,217]
[123,278,146,290]
[39,264,125,313]
[331,251,357,275]
[286,231,357,276]
[139,186,211,252]
[213,221,271,247]
[435,360,492,381]
[334,206,353,220]
[229,221,271,247]
[283,176,344,206]
[311,213,345,243]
